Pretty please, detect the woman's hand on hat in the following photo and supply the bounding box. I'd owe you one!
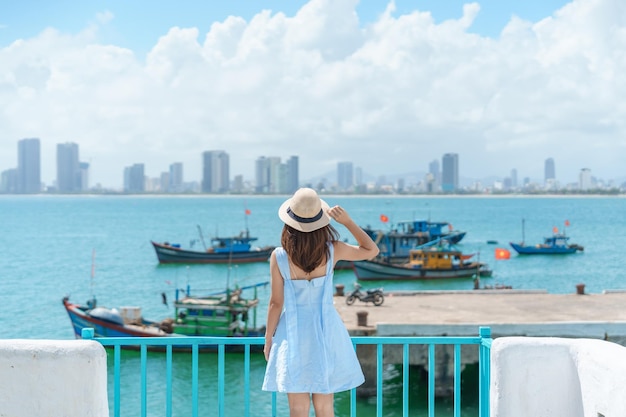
[328,205,352,226]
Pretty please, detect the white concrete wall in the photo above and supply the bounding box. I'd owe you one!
[0,339,108,417]
[491,337,626,417]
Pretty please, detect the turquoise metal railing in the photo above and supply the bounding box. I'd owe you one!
[82,327,491,417]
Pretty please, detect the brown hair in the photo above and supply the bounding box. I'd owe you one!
[281,224,340,273]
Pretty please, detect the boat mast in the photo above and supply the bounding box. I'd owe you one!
[196,225,207,250]
[521,218,526,245]
[90,248,96,300]
[244,202,250,238]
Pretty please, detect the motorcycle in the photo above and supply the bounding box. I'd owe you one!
[345,283,384,306]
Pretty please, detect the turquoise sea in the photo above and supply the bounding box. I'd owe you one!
[2,195,625,416]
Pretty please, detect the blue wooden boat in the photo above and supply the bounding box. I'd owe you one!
[62,282,268,351]
[510,235,584,255]
[509,219,584,255]
[363,219,466,262]
[152,228,275,264]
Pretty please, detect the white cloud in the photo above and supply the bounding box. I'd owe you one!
[1,0,625,188]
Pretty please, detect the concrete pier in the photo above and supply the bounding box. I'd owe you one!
[334,289,626,396]
[336,289,626,340]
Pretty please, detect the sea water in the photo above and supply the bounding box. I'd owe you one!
[2,194,625,416]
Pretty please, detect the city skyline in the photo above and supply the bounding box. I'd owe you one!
[1,0,625,188]
[2,137,616,193]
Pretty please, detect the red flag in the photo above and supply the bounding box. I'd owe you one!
[245,209,251,215]
[553,226,559,234]
[495,248,511,260]
[380,214,389,223]
[565,219,570,227]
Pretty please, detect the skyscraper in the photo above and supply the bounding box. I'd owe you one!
[267,157,283,193]
[0,169,18,193]
[255,156,270,193]
[124,163,145,192]
[17,138,41,193]
[355,167,363,186]
[428,159,440,191]
[441,153,459,192]
[57,142,80,192]
[544,158,556,183]
[79,162,89,191]
[510,168,518,189]
[202,150,229,193]
[337,161,354,191]
[579,168,592,190]
[255,155,299,194]
[169,162,183,192]
[286,156,299,193]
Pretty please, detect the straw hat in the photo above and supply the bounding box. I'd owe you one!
[278,188,331,232]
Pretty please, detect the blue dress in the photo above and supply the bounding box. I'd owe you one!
[262,245,365,394]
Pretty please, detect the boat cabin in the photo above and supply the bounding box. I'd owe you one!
[210,231,258,254]
[172,290,259,336]
[396,220,449,237]
[407,249,469,269]
[541,235,569,248]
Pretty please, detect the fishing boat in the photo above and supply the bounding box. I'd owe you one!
[363,219,466,263]
[509,219,584,255]
[62,282,268,351]
[151,227,275,264]
[352,242,491,281]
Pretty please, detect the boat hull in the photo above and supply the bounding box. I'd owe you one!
[509,242,583,255]
[62,298,264,352]
[352,260,492,281]
[151,241,274,264]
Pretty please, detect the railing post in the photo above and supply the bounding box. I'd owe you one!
[81,327,95,339]
[479,326,492,417]
[87,333,490,416]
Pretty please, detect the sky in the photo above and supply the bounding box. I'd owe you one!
[1,0,625,189]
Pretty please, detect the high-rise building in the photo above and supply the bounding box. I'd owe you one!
[232,174,244,193]
[79,162,89,191]
[255,155,299,194]
[355,167,363,186]
[274,162,288,193]
[57,142,81,192]
[159,172,169,192]
[510,168,518,189]
[337,162,354,191]
[579,168,592,190]
[428,159,440,190]
[17,138,41,193]
[124,163,145,192]
[441,153,459,192]
[544,158,555,183]
[255,156,270,193]
[202,151,229,193]
[169,162,183,192]
[286,156,299,193]
[267,157,283,193]
[0,169,18,193]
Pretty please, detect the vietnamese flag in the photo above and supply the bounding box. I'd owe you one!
[380,214,389,223]
[245,209,251,215]
[495,248,511,260]
[565,219,570,227]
